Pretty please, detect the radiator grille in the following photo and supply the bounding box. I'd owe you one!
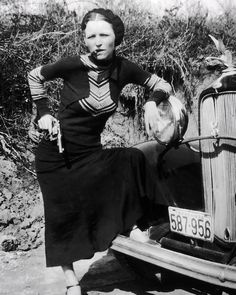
[200,92,236,241]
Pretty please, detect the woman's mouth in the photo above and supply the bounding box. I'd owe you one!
[94,49,104,54]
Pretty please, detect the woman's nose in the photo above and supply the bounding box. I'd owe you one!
[95,36,102,46]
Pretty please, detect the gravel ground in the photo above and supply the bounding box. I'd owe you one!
[0,244,199,295]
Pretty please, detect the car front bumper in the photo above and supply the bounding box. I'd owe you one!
[111,235,236,290]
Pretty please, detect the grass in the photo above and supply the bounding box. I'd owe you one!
[0,0,236,158]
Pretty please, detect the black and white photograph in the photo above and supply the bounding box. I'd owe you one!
[0,0,236,294]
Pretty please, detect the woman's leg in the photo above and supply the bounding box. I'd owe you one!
[62,264,81,295]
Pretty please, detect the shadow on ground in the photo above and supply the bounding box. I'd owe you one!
[0,245,222,295]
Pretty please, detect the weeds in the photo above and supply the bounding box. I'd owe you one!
[0,0,236,158]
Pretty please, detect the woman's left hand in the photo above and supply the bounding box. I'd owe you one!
[144,101,161,137]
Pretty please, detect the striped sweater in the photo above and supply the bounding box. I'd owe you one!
[28,54,171,118]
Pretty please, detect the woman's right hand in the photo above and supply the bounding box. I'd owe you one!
[38,114,59,139]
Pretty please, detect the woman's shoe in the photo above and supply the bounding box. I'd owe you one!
[129,226,149,243]
[66,283,81,295]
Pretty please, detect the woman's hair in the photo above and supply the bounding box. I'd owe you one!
[81,8,124,46]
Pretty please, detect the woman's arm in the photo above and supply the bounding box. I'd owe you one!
[28,66,52,118]
[121,58,172,136]
[28,66,58,136]
[143,73,172,104]
[121,58,171,102]
[143,74,172,136]
[28,56,82,136]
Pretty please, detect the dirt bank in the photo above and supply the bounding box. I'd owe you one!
[0,153,43,252]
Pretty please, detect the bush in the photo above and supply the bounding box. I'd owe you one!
[0,0,236,154]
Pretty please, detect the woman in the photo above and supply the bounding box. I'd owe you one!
[28,8,171,295]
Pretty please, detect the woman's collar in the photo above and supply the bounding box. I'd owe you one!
[88,52,116,68]
[80,53,119,80]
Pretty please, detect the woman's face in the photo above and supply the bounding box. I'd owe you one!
[84,20,116,61]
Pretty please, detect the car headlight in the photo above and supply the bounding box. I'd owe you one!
[153,95,188,145]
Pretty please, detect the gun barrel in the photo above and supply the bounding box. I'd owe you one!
[57,123,64,153]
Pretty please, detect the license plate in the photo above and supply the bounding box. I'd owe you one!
[168,207,214,242]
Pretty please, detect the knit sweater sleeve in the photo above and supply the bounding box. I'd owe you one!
[28,66,51,118]
[27,56,83,118]
[120,58,172,105]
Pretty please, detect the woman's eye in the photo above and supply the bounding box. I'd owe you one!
[86,33,109,39]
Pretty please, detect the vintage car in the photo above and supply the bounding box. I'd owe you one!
[111,37,236,294]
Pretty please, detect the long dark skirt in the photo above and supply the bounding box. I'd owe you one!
[36,145,165,267]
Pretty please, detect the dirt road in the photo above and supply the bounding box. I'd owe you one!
[0,244,221,295]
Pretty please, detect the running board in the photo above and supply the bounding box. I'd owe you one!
[111,235,236,290]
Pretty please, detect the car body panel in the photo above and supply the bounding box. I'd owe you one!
[135,140,204,210]
[111,140,236,290]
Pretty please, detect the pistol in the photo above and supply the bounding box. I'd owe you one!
[56,122,64,153]
[49,120,64,153]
